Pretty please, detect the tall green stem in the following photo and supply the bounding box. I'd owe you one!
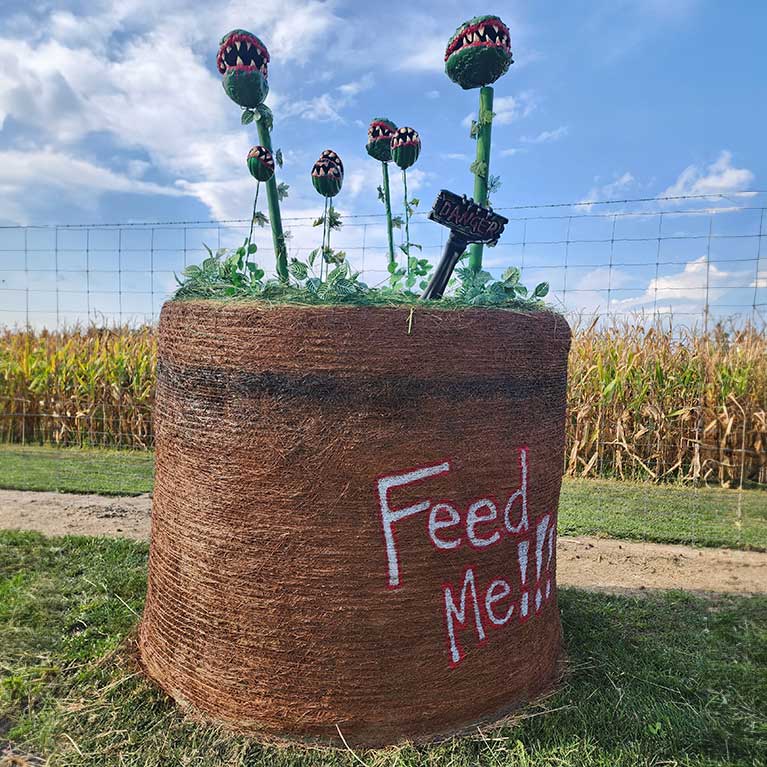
[469,85,494,273]
[246,182,260,251]
[381,161,395,270]
[402,169,410,273]
[255,119,288,282]
[320,196,329,280]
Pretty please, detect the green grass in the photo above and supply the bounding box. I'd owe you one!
[0,445,154,496]
[1,445,766,549]
[1,530,765,766]
[559,477,767,550]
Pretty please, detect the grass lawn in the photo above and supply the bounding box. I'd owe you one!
[1,530,765,766]
[0,445,766,549]
[0,444,154,496]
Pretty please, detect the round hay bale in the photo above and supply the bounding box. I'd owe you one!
[138,301,572,747]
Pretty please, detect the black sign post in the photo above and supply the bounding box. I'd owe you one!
[421,190,509,300]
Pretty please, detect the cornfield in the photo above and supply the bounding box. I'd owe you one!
[1,318,765,486]
[0,325,156,449]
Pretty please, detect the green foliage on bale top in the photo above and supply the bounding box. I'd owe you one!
[172,240,551,310]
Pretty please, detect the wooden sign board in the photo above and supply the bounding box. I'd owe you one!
[428,189,509,245]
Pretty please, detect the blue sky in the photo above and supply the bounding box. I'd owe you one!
[0,0,765,325]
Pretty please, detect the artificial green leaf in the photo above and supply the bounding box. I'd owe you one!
[289,259,309,280]
[255,103,273,131]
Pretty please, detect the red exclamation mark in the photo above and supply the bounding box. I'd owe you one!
[535,514,551,613]
[546,525,555,600]
[517,539,529,620]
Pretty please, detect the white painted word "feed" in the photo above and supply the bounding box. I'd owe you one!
[376,447,556,666]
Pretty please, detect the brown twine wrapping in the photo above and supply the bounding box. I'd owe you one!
[138,301,572,747]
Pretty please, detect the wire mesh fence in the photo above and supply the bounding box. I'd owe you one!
[1,192,765,548]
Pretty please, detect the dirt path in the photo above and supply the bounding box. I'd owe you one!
[1,489,766,597]
[0,489,152,541]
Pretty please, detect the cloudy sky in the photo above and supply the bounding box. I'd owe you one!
[0,0,765,325]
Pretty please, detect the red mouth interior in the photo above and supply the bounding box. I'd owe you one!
[312,159,342,178]
[445,18,510,61]
[369,122,395,142]
[248,147,274,168]
[217,34,269,76]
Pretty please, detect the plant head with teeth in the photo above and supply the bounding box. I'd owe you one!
[311,152,344,198]
[391,127,421,171]
[246,145,275,182]
[319,149,344,177]
[366,118,398,163]
[217,29,270,108]
[445,15,512,90]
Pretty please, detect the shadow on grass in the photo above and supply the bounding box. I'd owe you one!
[1,531,765,766]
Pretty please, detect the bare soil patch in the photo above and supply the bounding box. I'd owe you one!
[1,489,765,597]
[0,489,151,541]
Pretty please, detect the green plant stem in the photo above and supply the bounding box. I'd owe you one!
[246,182,260,255]
[469,85,494,273]
[402,168,410,273]
[321,196,329,280]
[255,119,288,282]
[381,161,395,272]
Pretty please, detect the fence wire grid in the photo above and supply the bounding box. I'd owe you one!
[0,191,765,549]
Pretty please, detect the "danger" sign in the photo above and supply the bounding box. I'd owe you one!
[428,189,509,245]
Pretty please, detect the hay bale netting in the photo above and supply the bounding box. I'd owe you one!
[138,301,572,747]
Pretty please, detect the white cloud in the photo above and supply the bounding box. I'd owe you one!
[441,152,469,161]
[616,256,749,312]
[426,90,440,99]
[752,270,767,289]
[0,0,353,223]
[554,256,754,318]
[337,73,374,97]
[661,151,755,198]
[549,265,635,314]
[501,148,523,157]
[495,92,537,124]
[461,92,536,129]
[396,36,446,73]
[281,93,346,123]
[521,125,568,144]
[261,73,373,124]
[580,172,636,208]
[0,149,183,224]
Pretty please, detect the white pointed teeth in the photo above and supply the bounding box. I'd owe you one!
[247,41,253,51]
[236,56,243,66]
[235,40,241,50]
